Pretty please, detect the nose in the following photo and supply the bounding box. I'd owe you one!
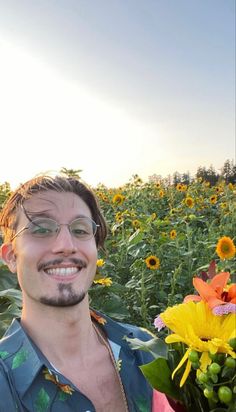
[51,225,77,255]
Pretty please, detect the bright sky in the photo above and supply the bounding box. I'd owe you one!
[0,0,235,189]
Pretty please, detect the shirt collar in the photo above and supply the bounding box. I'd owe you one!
[1,310,136,397]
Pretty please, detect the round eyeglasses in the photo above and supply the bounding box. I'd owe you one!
[11,217,100,241]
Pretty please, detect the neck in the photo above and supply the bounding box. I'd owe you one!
[21,294,96,367]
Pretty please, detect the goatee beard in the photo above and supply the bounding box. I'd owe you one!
[40,283,86,307]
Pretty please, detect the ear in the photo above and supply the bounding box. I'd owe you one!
[1,243,17,273]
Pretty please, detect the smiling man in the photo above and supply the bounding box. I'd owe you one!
[0,174,160,412]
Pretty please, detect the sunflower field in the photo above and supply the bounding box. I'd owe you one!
[0,176,235,337]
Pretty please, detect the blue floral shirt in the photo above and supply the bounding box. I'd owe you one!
[0,310,154,411]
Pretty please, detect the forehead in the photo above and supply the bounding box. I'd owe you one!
[19,190,91,219]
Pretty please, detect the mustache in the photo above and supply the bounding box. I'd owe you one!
[38,258,87,271]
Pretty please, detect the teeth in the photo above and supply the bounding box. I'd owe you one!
[45,267,79,276]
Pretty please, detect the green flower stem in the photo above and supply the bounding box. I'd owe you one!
[140,268,148,327]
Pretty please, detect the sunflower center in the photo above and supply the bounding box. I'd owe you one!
[222,243,230,252]
[149,259,157,266]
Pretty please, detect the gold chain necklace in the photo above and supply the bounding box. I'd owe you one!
[92,322,129,412]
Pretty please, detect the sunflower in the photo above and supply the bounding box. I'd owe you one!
[96,259,105,267]
[210,195,217,204]
[216,236,236,260]
[185,196,194,208]
[112,193,125,205]
[145,255,160,270]
[159,190,164,198]
[115,212,123,223]
[132,219,141,229]
[170,229,177,239]
[94,277,113,286]
[181,184,187,192]
[176,183,182,191]
[159,301,236,387]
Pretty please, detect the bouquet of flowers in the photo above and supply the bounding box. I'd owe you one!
[127,264,236,411]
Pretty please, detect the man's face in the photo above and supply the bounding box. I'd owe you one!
[4,190,98,308]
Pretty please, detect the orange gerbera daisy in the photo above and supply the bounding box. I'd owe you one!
[184,272,236,315]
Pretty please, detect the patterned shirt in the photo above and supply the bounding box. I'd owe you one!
[0,310,154,411]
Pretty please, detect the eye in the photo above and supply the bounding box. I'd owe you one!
[72,227,90,236]
[71,220,92,237]
[29,219,55,237]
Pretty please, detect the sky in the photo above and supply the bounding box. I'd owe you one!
[0,0,235,189]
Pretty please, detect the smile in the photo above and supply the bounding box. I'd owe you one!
[45,267,80,276]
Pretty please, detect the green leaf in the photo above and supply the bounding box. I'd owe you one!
[128,229,143,245]
[125,336,168,359]
[34,388,50,412]
[12,348,29,369]
[140,358,180,400]
[0,288,22,307]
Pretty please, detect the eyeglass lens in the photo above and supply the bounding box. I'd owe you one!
[27,217,97,239]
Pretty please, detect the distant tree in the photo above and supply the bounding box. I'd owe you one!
[60,167,83,178]
[196,165,219,185]
[221,159,236,183]
[181,172,191,185]
[207,165,219,186]
[172,171,181,185]
[196,166,207,181]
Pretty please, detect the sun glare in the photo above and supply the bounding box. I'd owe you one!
[0,38,165,188]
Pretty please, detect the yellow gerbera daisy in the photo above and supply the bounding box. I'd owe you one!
[160,301,236,387]
[145,255,160,270]
[216,236,236,260]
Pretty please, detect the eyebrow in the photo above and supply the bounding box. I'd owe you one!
[24,211,91,220]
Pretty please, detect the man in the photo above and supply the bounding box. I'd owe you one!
[0,174,166,412]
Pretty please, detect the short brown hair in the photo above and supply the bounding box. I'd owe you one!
[0,175,107,249]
